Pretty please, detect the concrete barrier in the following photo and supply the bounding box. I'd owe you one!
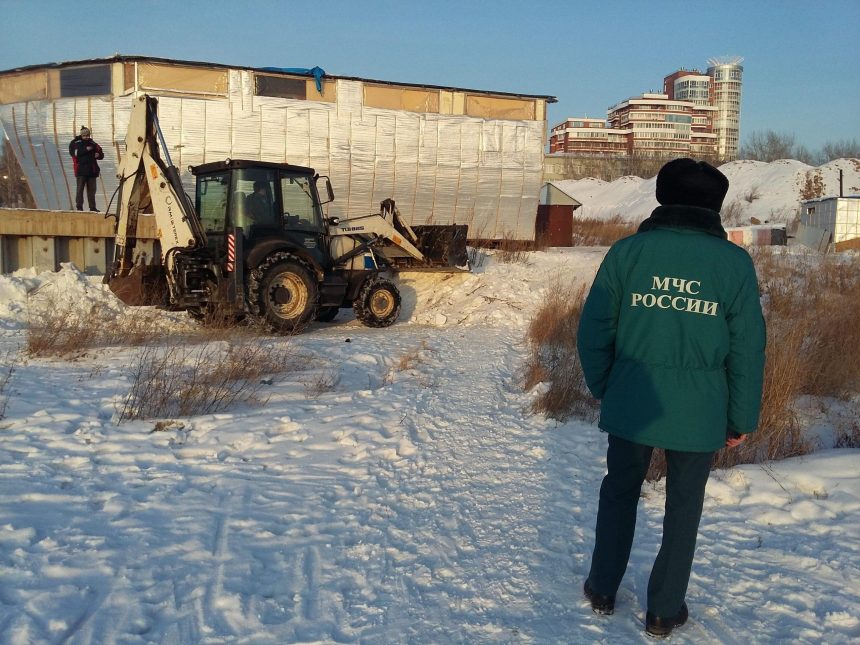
[0,208,158,274]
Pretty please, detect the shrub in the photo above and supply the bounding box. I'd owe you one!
[834,421,860,449]
[571,215,637,247]
[496,232,538,264]
[524,283,598,421]
[117,338,298,421]
[26,297,166,357]
[465,231,544,265]
[303,368,341,398]
[721,200,745,227]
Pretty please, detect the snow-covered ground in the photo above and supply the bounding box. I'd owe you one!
[0,250,858,644]
[555,158,860,224]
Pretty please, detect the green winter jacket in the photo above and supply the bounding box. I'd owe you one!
[577,205,766,452]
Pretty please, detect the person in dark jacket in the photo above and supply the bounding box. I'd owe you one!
[68,126,104,211]
[245,180,274,224]
[577,158,766,638]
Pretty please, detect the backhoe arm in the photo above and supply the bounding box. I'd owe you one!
[112,94,205,277]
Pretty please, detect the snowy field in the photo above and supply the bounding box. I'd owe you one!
[0,249,858,644]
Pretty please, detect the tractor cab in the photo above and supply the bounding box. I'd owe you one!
[192,159,334,271]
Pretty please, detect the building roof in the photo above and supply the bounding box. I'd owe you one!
[0,54,557,103]
[543,182,583,206]
[801,195,860,204]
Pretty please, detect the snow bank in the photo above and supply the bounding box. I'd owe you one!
[0,253,607,333]
[0,263,128,330]
[557,158,860,224]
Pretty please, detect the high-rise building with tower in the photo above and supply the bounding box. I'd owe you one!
[706,56,744,161]
[549,56,744,162]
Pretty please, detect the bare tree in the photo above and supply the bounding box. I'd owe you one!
[792,144,815,165]
[818,139,860,163]
[741,132,860,166]
[740,130,798,162]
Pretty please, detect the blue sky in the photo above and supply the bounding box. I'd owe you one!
[1,0,857,152]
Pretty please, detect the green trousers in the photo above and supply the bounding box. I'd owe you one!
[587,434,714,617]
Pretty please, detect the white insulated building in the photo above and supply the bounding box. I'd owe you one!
[0,56,555,240]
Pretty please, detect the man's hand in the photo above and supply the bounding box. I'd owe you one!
[725,434,746,448]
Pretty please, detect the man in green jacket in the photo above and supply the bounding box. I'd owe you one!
[577,158,766,638]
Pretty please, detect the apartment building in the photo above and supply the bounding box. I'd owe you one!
[707,57,744,161]
[549,57,741,162]
[548,117,628,155]
[608,93,695,157]
[663,69,720,158]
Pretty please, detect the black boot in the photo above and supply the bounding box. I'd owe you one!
[645,602,688,638]
[583,579,615,615]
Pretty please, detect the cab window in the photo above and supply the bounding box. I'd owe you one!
[231,168,278,234]
[196,171,230,234]
[281,172,323,230]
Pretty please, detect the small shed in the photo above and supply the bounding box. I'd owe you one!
[800,195,860,251]
[536,182,581,246]
[540,182,582,207]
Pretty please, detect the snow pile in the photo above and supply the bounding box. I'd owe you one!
[399,248,604,328]
[557,158,860,224]
[0,264,198,343]
[0,250,858,643]
[0,263,129,330]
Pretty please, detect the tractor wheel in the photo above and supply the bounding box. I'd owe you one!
[253,256,318,333]
[315,306,340,323]
[353,277,401,328]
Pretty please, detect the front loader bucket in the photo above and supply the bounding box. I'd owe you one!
[106,264,169,306]
[412,225,469,269]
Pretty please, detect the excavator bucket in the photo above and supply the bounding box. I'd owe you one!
[106,264,169,307]
[412,225,469,269]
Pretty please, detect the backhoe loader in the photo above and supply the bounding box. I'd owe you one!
[104,94,468,331]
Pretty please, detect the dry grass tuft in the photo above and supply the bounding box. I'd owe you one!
[495,232,537,265]
[26,298,165,358]
[0,351,15,420]
[467,231,546,265]
[467,246,489,269]
[721,200,746,227]
[25,284,283,358]
[303,368,340,398]
[524,283,598,421]
[743,185,761,203]
[571,216,637,247]
[383,342,431,385]
[118,338,297,421]
[834,420,860,449]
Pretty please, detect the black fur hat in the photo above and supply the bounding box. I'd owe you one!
[656,158,729,213]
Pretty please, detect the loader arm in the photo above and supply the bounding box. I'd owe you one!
[329,213,427,264]
[328,198,469,270]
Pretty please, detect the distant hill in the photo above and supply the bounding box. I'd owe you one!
[554,158,860,224]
